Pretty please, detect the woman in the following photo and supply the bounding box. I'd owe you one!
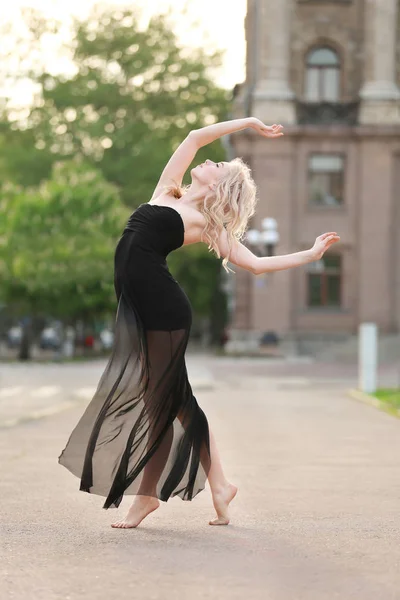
[58,117,340,529]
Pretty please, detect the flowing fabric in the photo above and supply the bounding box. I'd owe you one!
[58,204,211,509]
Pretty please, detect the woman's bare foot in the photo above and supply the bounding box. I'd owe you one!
[209,482,238,526]
[111,495,160,529]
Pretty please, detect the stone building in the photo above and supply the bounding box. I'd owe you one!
[228,0,400,354]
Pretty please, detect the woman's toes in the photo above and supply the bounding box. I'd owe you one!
[209,517,229,526]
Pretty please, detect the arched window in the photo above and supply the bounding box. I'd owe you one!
[305,47,340,102]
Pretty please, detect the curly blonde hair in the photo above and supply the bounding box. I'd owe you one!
[163,157,258,273]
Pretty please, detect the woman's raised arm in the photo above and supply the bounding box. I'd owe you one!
[191,118,284,148]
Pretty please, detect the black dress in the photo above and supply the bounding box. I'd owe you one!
[58,203,211,509]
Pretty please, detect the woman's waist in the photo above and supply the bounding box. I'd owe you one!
[118,229,167,258]
[114,243,177,285]
[115,232,171,273]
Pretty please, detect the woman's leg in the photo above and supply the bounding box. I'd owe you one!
[111,331,172,529]
[111,411,173,529]
[206,424,238,526]
[206,426,229,492]
[111,324,237,528]
[111,418,238,528]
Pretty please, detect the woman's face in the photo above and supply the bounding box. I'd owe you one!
[191,159,227,187]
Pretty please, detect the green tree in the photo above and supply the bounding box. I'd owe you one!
[0,6,231,343]
[0,159,129,358]
[3,6,231,204]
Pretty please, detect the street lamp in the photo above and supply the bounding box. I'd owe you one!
[308,258,325,273]
[246,217,280,257]
[245,216,281,353]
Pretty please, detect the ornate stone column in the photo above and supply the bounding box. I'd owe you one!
[252,0,296,124]
[359,0,400,124]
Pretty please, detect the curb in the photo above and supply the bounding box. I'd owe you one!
[347,388,400,420]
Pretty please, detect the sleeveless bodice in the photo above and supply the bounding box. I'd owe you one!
[123,203,185,257]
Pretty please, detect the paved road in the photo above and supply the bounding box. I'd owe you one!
[202,354,400,388]
[1,358,400,599]
[1,353,398,428]
[0,357,214,428]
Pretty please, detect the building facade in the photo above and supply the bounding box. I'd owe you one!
[229,0,400,351]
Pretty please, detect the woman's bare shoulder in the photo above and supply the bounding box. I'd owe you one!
[148,195,207,245]
[149,195,205,225]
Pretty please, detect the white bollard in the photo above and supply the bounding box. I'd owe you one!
[358,323,378,394]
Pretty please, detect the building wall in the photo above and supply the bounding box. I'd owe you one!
[291,129,358,333]
[357,134,400,330]
[291,0,365,102]
[396,6,400,85]
[230,0,400,345]
[394,153,400,332]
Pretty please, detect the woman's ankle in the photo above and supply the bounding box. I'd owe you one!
[210,480,231,496]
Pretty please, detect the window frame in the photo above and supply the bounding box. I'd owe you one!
[306,254,343,308]
[304,46,341,103]
[298,0,352,4]
[307,151,346,208]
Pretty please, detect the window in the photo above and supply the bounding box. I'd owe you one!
[307,255,342,307]
[298,0,352,3]
[308,154,344,206]
[305,47,340,102]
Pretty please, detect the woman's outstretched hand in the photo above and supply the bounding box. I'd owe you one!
[310,232,341,260]
[249,118,284,138]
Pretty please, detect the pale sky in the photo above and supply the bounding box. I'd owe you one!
[1,0,247,107]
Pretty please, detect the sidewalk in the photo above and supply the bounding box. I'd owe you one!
[1,375,400,599]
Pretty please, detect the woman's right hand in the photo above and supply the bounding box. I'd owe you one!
[248,118,284,138]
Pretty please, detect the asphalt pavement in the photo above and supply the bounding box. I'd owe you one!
[1,357,400,599]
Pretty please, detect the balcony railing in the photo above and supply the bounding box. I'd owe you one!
[296,101,360,125]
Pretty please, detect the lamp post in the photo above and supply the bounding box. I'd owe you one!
[308,258,325,274]
[246,217,280,258]
[245,217,281,353]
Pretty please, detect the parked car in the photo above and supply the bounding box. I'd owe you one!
[7,325,22,349]
[39,325,62,350]
[99,328,114,350]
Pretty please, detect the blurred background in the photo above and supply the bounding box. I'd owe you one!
[2,4,400,595]
[0,0,244,360]
[0,0,399,366]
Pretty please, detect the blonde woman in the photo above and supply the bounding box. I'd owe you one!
[58,117,340,529]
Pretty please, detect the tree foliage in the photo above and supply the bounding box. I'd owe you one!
[0,6,231,331]
[3,7,231,205]
[0,159,129,321]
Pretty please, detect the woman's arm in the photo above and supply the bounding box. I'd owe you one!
[191,118,284,148]
[253,249,315,275]
[216,229,340,274]
[253,232,340,275]
[149,119,282,201]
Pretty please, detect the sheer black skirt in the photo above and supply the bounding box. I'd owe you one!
[58,247,212,509]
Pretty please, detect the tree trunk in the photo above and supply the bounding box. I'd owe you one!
[18,318,32,361]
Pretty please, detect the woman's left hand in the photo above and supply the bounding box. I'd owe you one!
[310,232,341,260]
[249,119,284,138]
